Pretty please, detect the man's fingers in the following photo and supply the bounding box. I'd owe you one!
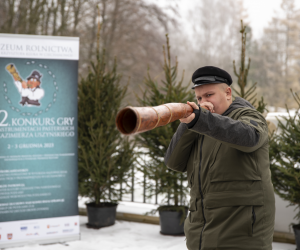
[187,101,215,113]
[200,102,214,112]
[180,113,195,124]
[187,101,199,110]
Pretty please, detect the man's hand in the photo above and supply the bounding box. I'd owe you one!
[200,102,215,113]
[180,101,199,123]
[21,81,28,88]
[180,101,215,124]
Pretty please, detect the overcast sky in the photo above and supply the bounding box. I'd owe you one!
[152,0,299,39]
[243,0,283,38]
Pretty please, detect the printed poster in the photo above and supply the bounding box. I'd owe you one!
[0,34,80,247]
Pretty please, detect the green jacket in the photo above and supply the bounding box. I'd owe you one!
[164,97,275,250]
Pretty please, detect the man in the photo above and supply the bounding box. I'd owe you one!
[13,70,44,106]
[164,66,275,250]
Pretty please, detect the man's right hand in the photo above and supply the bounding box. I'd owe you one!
[200,102,215,113]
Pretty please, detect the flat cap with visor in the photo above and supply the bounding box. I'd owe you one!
[192,66,232,89]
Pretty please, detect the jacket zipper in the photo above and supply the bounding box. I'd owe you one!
[199,136,206,250]
[252,206,256,235]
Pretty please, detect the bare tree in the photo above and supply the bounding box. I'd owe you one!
[0,0,87,35]
[182,0,246,79]
[78,0,176,103]
[260,0,300,108]
[0,0,176,104]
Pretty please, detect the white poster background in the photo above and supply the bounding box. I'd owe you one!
[0,216,80,248]
[0,34,79,60]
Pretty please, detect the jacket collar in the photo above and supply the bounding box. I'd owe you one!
[222,97,255,116]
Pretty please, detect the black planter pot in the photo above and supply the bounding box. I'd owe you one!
[293,224,300,249]
[159,206,188,236]
[86,202,118,229]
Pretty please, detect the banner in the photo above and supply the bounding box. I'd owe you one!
[0,34,80,247]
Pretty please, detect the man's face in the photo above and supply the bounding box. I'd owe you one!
[194,83,232,115]
[27,78,40,89]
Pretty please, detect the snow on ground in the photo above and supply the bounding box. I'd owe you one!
[9,216,296,250]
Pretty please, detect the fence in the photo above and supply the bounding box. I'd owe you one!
[118,152,188,206]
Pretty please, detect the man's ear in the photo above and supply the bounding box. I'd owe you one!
[226,87,232,100]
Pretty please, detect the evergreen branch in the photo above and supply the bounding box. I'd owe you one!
[245,82,257,92]
[162,45,167,72]
[231,86,241,96]
[166,34,171,71]
[248,97,256,104]
[291,89,300,107]
[244,85,257,99]
[245,57,251,81]
[233,60,239,77]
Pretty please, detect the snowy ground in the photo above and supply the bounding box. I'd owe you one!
[8,215,296,250]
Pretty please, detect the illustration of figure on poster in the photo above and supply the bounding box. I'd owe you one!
[6,64,45,107]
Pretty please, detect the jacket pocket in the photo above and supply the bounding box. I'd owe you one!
[209,148,261,182]
[188,198,205,225]
[205,205,254,239]
[188,198,197,223]
[209,179,263,194]
[205,190,264,208]
[204,190,262,239]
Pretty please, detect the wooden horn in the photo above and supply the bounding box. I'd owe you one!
[115,103,195,135]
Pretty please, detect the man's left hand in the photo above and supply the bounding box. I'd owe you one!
[180,101,199,124]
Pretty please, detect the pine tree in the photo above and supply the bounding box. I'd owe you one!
[232,20,267,114]
[78,22,135,204]
[269,90,300,219]
[136,35,194,208]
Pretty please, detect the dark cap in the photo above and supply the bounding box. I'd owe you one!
[192,66,232,89]
[27,70,42,82]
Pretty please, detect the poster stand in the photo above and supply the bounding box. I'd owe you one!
[0,34,80,247]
